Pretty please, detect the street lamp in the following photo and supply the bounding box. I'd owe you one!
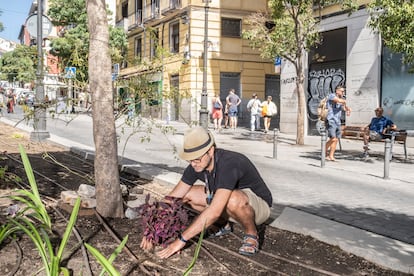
[30,0,50,141]
[199,0,211,129]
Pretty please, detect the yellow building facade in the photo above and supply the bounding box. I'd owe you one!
[115,0,278,128]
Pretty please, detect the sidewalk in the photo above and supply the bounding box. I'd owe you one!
[1,113,414,273]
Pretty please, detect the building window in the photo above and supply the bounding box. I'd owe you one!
[170,74,180,121]
[221,18,241,38]
[170,21,179,53]
[135,36,142,59]
[122,2,128,18]
[150,28,159,59]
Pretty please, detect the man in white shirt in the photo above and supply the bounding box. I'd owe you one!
[246,93,262,132]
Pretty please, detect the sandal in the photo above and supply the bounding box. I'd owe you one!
[208,223,233,238]
[238,234,259,256]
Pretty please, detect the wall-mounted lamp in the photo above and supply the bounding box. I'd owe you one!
[181,14,189,24]
[182,46,190,64]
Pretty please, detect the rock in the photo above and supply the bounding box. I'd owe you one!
[120,184,128,196]
[77,184,96,198]
[126,194,146,208]
[125,207,139,219]
[61,190,79,204]
[130,186,144,194]
[70,197,97,209]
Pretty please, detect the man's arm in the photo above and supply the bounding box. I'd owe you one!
[167,180,192,198]
[156,188,232,259]
[236,97,241,106]
[384,122,397,134]
[246,99,252,109]
[332,96,345,105]
[333,96,351,113]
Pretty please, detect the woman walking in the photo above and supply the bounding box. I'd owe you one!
[211,94,223,131]
[261,96,277,133]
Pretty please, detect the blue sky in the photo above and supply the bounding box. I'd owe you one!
[0,0,34,42]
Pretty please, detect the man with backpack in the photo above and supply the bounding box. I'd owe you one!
[325,85,351,161]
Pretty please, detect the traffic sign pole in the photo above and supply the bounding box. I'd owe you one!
[30,0,50,141]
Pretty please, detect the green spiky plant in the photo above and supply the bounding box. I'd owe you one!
[84,235,129,276]
[0,144,81,275]
[0,144,129,275]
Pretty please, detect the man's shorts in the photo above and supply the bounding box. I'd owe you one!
[229,188,270,225]
[327,119,341,138]
[369,131,383,141]
[228,107,238,117]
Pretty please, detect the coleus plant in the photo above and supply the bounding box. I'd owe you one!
[137,194,189,247]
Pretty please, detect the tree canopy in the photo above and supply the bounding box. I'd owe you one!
[0,45,37,84]
[47,0,127,86]
[369,0,414,69]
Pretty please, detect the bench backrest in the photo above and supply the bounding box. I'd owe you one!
[341,126,407,143]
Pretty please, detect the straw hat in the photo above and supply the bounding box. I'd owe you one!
[179,127,215,161]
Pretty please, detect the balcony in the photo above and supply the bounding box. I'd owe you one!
[143,0,160,23]
[161,0,181,15]
[128,10,143,31]
[116,18,129,32]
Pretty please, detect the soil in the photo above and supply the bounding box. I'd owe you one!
[0,122,410,275]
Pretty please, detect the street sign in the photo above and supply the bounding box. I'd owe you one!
[26,14,53,38]
[112,63,119,81]
[113,63,119,75]
[65,67,76,79]
[274,57,282,74]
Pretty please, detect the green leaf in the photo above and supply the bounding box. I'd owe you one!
[183,228,205,276]
[10,218,52,275]
[84,243,121,276]
[56,197,81,259]
[18,144,51,228]
[98,235,129,276]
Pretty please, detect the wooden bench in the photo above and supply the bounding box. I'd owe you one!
[339,126,408,159]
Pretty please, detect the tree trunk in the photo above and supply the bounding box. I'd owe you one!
[86,0,123,217]
[295,56,305,145]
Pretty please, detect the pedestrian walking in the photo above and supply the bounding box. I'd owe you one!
[261,96,277,133]
[246,93,262,131]
[211,94,223,131]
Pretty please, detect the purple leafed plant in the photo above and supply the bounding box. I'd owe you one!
[137,194,189,247]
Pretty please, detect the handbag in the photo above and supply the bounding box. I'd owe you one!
[214,101,221,109]
[261,105,267,117]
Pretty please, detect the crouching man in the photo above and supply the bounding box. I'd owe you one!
[140,127,273,257]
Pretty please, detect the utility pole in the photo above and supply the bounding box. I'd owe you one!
[199,0,211,129]
[30,0,50,141]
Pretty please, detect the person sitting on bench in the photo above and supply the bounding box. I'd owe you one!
[363,107,397,156]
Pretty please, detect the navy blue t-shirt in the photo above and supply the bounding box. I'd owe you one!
[181,148,273,207]
[369,116,394,136]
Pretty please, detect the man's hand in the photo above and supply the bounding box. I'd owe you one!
[156,239,186,259]
[140,237,154,251]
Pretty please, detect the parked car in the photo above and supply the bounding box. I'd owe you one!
[15,89,34,105]
[24,92,35,106]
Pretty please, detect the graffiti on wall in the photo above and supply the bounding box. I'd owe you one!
[307,68,345,120]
